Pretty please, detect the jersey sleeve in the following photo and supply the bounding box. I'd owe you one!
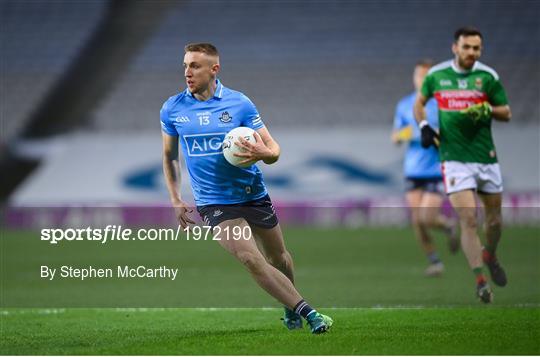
[393,101,406,130]
[240,95,265,130]
[421,73,434,99]
[160,100,178,136]
[425,98,439,129]
[487,77,509,106]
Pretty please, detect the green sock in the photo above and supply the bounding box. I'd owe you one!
[473,267,486,284]
[484,243,496,255]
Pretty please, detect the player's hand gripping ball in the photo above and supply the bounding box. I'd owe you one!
[461,102,492,123]
[222,127,256,168]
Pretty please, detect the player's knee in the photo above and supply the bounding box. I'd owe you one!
[485,215,502,231]
[236,250,266,273]
[460,214,478,231]
[419,207,437,226]
[267,251,291,269]
[418,212,431,227]
[410,212,422,227]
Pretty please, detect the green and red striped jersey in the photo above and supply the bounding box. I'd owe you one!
[421,60,509,164]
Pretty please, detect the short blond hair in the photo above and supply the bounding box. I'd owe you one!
[184,43,219,56]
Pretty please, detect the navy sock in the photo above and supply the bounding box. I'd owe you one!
[427,251,441,264]
[293,299,315,319]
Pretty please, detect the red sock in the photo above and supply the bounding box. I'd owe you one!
[483,249,496,263]
[476,274,487,285]
[473,267,487,285]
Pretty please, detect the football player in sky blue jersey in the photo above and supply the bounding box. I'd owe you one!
[392,60,458,277]
[161,43,332,334]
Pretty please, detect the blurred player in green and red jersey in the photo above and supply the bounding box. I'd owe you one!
[414,27,512,303]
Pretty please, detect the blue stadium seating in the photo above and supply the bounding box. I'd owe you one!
[2,0,538,139]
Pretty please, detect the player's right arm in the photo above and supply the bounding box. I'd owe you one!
[160,97,195,228]
[162,132,194,228]
[413,93,428,124]
[414,77,440,148]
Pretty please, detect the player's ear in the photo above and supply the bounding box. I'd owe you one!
[211,63,220,75]
[451,42,458,55]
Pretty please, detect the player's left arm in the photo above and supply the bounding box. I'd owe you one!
[488,76,512,122]
[490,104,511,122]
[462,76,512,122]
[235,127,281,165]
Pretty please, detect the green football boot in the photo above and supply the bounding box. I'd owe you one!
[306,311,333,334]
[281,307,303,330]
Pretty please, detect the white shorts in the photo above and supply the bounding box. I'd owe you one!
[441,161,503,195]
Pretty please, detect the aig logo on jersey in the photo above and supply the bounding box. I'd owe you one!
[183,133,226,157]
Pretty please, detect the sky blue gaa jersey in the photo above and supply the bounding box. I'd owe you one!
[393,92,441,179]
[161,79,267,206]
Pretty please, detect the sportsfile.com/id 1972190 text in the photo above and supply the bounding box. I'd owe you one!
[40,225,252,245]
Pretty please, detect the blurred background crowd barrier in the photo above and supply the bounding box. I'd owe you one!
[1,0,539,226]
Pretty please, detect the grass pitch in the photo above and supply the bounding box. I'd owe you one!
[1,226,539,354]
[1,307,539,355]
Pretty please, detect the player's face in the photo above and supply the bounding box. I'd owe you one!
[183,51,219,94]
[413,65,429,92]
[452,35,482,70]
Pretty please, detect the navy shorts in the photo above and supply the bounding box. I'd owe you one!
[405,177,444,194]
[197,194,279,229]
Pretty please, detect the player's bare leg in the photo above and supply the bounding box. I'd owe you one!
[406,190,443,276]
[449,189,492,303]
[407,190,435,253]
[215,218,301,307]
[449,190,481,267]
[252,223,303,329]
[420,192,459,254]
[252,223,295,284]
[215,218,332,333]
[478,192,507,286]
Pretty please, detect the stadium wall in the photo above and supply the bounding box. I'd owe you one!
[5,126,539,227]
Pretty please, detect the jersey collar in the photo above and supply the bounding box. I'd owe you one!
[214,79,224,99]
[185,79,224,100]
[451,59,478,74]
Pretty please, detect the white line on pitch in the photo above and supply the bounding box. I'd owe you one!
[2,303,540,315]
